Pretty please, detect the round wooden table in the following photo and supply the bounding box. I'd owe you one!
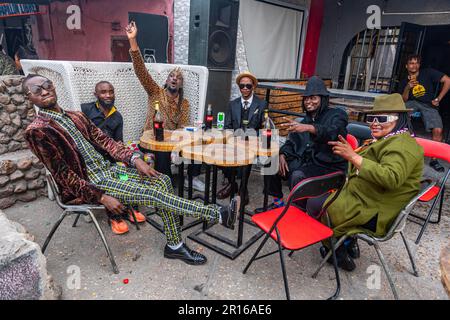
[182,143,256,167]
[140,129,214,152]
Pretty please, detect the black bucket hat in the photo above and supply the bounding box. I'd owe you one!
[304,76,330,97]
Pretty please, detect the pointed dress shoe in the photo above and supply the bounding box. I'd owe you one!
[217,182,238,199]
[345,237,360,259]
[319,245,356,272]
[164,243,207,265]
[219,195,240,230]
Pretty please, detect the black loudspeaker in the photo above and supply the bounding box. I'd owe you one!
[189,0,239,114]
[189,0,239,70]
[129,12,169,63]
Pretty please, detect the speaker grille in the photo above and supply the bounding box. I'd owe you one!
[208,30,233,67]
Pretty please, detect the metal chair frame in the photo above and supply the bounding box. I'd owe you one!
[312,179,435,299]
[43,172,120,274]
[243,171,347,300]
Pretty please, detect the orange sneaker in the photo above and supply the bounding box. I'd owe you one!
[128,209,146,223]
[109,216,129,235]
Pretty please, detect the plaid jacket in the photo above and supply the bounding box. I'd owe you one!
[24,110,134,204]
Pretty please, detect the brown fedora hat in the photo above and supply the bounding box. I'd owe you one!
[236,71,258,87]
[367,93,413,114]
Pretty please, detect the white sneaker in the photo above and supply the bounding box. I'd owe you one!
[184,176,205,192]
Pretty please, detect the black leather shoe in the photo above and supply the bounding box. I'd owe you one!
[220,195,240,229]
[430,159,445,172]
[345,237,360,259]
[335,245,356,271]
[217,182,238,199]
[320,245,356,272]
[164,243,207,265]
[319,246,333,264]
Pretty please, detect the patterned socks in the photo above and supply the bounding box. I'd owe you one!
[273,197,285,208]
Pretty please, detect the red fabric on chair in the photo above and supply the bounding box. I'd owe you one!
[415,137,450,162]
[346,134,359,150]
[419,185,440,202]
[252,206,333,251]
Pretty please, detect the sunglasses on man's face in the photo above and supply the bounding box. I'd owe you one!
[27,80,54,95]
[365,114,398,124]
[239,83,253,90]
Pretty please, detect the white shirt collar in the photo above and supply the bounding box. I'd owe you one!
[241,94,253,108]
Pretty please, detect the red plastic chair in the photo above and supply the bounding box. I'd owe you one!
[346,134,359,150]
[243,171,346,300]
[410,137,450,244]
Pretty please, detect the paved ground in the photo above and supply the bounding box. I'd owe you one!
[4,167,450,300]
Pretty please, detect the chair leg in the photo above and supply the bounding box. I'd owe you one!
[129,208,140,231]
[312,236,347,278]
[414,186,445,244]
[400,231,419,277]
[87,210,120,274]
[72,212,82,228]
[327,237,341,300]
[243,232,271,274]
[42,211,69,253]
[373,242,399,300]
[288,250,295,257]
[275,228,290,300]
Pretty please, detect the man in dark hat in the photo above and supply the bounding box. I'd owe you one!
[263,76,348,210]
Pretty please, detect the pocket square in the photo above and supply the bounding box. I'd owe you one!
[253,108,259,114]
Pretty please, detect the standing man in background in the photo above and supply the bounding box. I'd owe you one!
[399,54,450,172]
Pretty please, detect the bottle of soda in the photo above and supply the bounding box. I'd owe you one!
[205,104,213,130]
[262,109,274,149]
[153,101,164,141]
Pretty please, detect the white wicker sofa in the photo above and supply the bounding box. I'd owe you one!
[21,59,209,142]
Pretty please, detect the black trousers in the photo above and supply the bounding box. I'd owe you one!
[266,163,337,199]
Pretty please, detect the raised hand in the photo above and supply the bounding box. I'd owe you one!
[125,21,138,39]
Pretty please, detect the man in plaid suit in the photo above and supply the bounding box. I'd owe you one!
[23,74,239,266]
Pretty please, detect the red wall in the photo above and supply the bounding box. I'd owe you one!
[32,0,174,62]
[300,0,325,78]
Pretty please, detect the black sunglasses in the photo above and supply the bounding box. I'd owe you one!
[27,80,54,95]
[239,83,253,90]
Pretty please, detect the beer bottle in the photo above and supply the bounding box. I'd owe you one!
[262,109,274,149]
[205,104,213,130]
[153,101,164,141]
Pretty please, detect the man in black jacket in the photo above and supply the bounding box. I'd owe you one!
[81,81,124,142]
[217,71,267,200]
[265,76,348,209]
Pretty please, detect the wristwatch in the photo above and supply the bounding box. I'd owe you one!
[130,151,144,166]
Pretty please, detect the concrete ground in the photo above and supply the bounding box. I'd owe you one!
[3,167,450,300]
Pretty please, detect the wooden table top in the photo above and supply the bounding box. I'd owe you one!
[140,129,216,152]
[229,136,280,157]
[181,143,256,167]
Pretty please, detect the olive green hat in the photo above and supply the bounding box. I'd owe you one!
[367,93,413,113]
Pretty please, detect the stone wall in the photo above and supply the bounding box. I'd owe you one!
[0,210,61,300]
[0,76,35,155]
[0,75,47,210]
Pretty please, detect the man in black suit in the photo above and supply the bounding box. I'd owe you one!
[217,72,267,200]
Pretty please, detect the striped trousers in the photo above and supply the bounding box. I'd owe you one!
[92,164,220,246]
